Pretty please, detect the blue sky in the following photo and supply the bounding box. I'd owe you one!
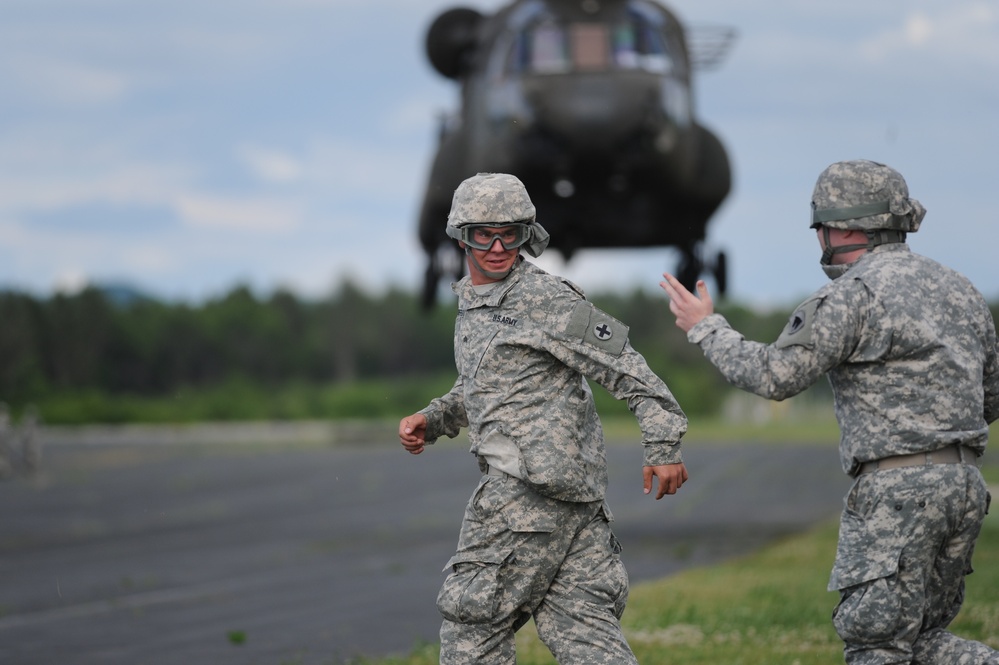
[1,0,996,308]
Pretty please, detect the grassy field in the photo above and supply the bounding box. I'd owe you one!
[358,463,999,665]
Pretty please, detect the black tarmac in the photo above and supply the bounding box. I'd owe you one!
[0,426,850,664]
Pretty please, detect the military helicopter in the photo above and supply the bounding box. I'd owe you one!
[416,0,735,308]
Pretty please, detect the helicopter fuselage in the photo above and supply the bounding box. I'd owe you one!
[417,0,732,306]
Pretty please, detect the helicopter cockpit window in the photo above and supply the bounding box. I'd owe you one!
[527,23,569,73]
[571,24,610,71]
[505,10,676,76]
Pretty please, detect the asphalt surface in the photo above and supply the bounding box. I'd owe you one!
[0,426,850,664]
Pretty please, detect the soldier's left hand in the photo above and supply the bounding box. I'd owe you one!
[643,463,689,500]
[659,273,713,333]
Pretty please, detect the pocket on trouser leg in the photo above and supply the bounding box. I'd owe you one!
[573,531,630,620]
[437,549,513,624]
[606,555,629,620]
[832,576,903,646]
[606,534,629,619]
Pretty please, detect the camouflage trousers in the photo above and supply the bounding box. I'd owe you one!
[829,463,998,664]
[437,473,636,665]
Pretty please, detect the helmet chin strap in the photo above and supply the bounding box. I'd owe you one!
[466,246,515,280]
[819,226,907,265]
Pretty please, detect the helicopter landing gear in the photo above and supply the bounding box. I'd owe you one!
[710,249,728,297]
[420,245,465,310]
[675,244,728,298]
[421,262,439,311]
[675,248,702,294]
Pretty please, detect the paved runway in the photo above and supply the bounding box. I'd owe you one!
[0,427,849,664]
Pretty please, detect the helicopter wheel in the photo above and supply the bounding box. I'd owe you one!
[452,245,465,282]
[675,249,704,293]
[712,250,728,297]
[421,245,465,311]
[421,260,440,310]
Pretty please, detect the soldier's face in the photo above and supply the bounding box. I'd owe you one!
[462,227,520,284]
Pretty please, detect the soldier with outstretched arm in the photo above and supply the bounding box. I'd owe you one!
[660,159,999,664]
[399,172,688,664]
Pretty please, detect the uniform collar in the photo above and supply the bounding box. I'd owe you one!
[869,242,910,256]
[851,242,911,268]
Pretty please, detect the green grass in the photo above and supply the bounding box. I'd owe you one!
[606,412,999,449]
[27,375,461,425]
[359,463,999,665]
[618,510,999,665]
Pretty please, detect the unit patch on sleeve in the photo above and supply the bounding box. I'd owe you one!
[566,301,628,356]
[775,297,822,349]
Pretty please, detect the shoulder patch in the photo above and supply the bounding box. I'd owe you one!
[566,301,629,356]
[775,297,822,349]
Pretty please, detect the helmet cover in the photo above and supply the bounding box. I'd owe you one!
[811,159,925,233]
[445,172,549,258]
[446,173,536,230]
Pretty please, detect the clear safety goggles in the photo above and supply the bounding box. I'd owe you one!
[460,223,531,251]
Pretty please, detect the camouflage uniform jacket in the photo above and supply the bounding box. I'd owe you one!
[420,259,687,502]
[687,244,999,476]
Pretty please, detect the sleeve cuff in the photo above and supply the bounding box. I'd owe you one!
[687,313,729,345]
[643,441,683,466]
[417,405,440,445]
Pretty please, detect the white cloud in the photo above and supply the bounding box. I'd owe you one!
[381,92,455,136]
[176,195,303,232]
[238,145,305,183]
[904,13,934,46]
[861,3,999,66]
[0,121,198,214]
[300,137,425,201]
[3,55,129,106]
[0,217,179,294]
[0,162,192,214]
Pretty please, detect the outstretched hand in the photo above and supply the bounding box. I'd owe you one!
[643,463,689,500]
[659,273,714,333]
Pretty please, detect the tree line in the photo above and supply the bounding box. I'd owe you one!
[0,281,457,403]
[5,280,992,423]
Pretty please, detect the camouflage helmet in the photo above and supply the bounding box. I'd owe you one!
[446,172,536,231]
[811,159,925,233]
[445,172,549,260]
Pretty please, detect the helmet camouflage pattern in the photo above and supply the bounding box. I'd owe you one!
[446,172,536,232]
[811,159,925,233]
